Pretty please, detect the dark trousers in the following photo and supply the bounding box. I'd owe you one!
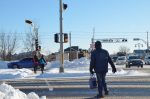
[96,72,108,96]
[40,64,45,73]
[34,65,37,73]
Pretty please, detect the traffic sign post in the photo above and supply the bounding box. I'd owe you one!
[90,38,128,50]
[95,38,127,43]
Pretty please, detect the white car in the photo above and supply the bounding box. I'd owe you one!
[116,56,126,65]
[144,55,150,65]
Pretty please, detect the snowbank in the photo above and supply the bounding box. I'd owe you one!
[0,57,150,80]
[0,83,46,99]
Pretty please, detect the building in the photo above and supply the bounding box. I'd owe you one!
[64,46,79,61]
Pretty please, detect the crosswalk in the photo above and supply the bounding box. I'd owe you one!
[2,76,150,99]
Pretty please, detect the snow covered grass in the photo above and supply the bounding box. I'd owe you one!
[0,57,150,79]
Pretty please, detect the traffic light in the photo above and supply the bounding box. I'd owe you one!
[38,46,41,51]
[35,39,38,51]
[64,33,68,43]
[63,3,67,10]
[54,33,59,43]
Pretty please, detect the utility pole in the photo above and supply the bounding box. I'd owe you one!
[91,27,95,50]
[59,0,64,73]
[147,31,149,49]
[69,32,71,61]
[69,32,71,48]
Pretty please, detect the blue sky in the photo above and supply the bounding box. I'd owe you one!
[0,0,150,54]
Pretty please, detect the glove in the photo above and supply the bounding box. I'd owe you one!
[112,68,117,73]
[90,70,94,75]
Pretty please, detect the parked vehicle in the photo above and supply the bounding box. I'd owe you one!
[144,55,150,65]
[133,49,146,59]
[7,58,34,69]
[111,56,118,62]
[116,56,126,65]
[126,55,143,68]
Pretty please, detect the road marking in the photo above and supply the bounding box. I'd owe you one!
[14,85,150,89]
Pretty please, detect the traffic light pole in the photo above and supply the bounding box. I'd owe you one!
[34,26,39,57]
[59,0,64,73]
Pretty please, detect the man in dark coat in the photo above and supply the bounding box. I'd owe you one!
[90,41,117,98]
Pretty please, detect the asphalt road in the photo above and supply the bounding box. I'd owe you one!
[1,67,150,99]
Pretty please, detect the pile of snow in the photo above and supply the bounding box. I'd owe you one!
[0,69,33,79]
[0,57,150,80]
[45,57,90,73]
[107,68,150,77]
[0,83,46,99]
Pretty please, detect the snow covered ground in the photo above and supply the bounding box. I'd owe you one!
[0,57,150,99]
[1,58,150,80]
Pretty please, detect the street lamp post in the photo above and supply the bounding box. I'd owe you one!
[25,19,39,56]
[133,32,149,49]
[133,38,148,49]
[135,43,143,49]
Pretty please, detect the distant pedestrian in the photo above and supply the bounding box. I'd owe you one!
[39,54,47,74]
[90,41,117,98]
[33,54,39,73]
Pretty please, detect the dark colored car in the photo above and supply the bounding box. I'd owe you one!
[7,58,34,69]
[126,55,143,68]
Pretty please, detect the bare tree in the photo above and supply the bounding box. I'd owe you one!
[23,31,36,52]
[0,32,17,60]
[118,46,130,55]
[0,32,6,60]
[23,27,41,53]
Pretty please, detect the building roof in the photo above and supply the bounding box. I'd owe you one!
[64,46,79,52]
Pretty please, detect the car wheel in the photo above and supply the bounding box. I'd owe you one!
[141,65,143,68]
[13,65,20,69]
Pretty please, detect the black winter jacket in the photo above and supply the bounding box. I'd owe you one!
[90,48,115,73]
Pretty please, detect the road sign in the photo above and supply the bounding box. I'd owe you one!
[133,38,140,41]
[95,38,127,43]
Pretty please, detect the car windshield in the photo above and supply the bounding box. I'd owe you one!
[118,57,125,60]
[113,57,117,59]
[129,56,139,59]
[20,58,32,61]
